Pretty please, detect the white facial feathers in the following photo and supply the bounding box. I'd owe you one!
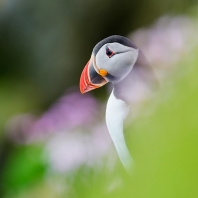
[95,42,139,83]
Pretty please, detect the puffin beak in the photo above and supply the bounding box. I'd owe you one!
[80,56,107,94]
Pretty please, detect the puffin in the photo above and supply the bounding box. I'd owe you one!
[79,35,155,170]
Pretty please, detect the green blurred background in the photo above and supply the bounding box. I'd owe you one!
[0,0,198,197]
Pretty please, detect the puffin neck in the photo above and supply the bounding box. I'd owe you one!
[112,66,135,104]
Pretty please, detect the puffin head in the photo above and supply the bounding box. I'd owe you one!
[80,35,139,94]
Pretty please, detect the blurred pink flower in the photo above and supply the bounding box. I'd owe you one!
[129,16,198,78]
[45,124,114,173]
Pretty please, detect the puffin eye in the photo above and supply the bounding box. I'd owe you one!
[106,47,115,58]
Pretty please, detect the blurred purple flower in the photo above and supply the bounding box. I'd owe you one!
[32,91,98,134]
[6,89,99,143]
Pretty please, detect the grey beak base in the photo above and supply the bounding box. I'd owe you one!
[89,61,107,85]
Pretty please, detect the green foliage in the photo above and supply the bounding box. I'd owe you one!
[124,56,198,197]
[1,145,46,194]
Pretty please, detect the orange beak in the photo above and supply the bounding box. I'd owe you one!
[80,56,107,94]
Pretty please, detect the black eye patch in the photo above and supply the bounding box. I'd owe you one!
[106,47,115,58]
